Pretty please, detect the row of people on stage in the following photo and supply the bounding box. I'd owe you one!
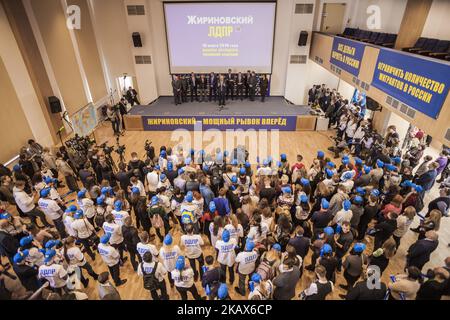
[171,70,270,106]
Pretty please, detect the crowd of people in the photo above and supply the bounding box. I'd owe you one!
[171,70,270,106]
[1,87,450,301]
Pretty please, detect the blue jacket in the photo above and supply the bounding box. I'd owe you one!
[213,197,230,216]
[416,169,437,191]
[199,184,214,211]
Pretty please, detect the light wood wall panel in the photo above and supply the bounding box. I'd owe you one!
[0,56,34,163]
[395,0,433,49]
[67,0,107,103]
[309,32,450,145]
[1,0,63,143]
[30,0,87,115]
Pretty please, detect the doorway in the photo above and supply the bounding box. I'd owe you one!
[320,3,346,34]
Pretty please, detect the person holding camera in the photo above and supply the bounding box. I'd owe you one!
[107,105,121,136]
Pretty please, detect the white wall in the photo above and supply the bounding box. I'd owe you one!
[386,110,410,145]
[337,78,355,101]
[422,0,450,40]
[91,0,136,101]
[348,0,407,33]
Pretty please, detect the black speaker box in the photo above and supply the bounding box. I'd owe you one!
[132,32,142,47]
[48,96,62,113]
[298,31,308,46]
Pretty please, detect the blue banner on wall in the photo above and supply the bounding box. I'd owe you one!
[330,37,365,76]
[142,115,298,131]
[372,50,450,119]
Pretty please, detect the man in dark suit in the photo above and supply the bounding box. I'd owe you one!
[260,75,269,102]
[248,71,257,101]
[415,162,439,193]
[126,86,140,106]
[209,72,217,102]
[189,72,198,102]
[308,85,318,105]
[245,70,251,98]
[273,258,301,300]
[319,90,331,113]
[406,230,439,271]
[198,74,207,102]
[236,72,245,101]
[118,98,128,131]
[171,75,182,105]
[217,75,227,107]
[288,226,311,260]
[225,69,235,101]
[181,75,189,103]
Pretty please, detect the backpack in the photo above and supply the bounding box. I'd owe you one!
[141,262,159,291]
[414,196,424,213]
[256,257,276,281]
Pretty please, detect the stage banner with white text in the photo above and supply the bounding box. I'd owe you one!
[330,37,365,76]
[142,115,298,131]
[372,49,450,119]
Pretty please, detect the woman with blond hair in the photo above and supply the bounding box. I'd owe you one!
[224,214,244,248]
[414,209,441,240]
[393,206,416,248]
[368,237,397,275]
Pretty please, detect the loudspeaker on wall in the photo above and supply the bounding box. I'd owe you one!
[48,96,62,114]
[298,31,308,46]
[132,32,143,47]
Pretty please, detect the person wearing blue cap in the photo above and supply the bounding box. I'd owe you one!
[12,249,40,292]
[71,209,97,261]
[111,200,130,227]
[293,193,310,223]
[216,283,230,300]
[77,188,96,227]
[310,198,333,238]
[148,195,170,242]
[160,234,181,288]
[215,229,237,284]
[98,233,127,286]
[171,256,204,300]
[37,187,67,238]
[102,213,126,264]
[130,176,146,198]
[247,272,274,300]
[332,199,353,227]
[355,166,371,187]
[234,239,258,296]
[38,249,69,294]
[340,243,367,295]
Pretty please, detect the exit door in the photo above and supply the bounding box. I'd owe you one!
[320,3,346,34]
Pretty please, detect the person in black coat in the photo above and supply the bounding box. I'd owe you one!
[118,98,128,130]
[12,251,39,292]
[208,72,217,102]
[406,230,439,271]
[373,212,397,250]
[288,226,311,260]
[172,75,182,105]
[260,75,269,102]
[236,72,245,101]
[225,69,235,101]
[346,268,387,300]
[189,72,198,102]
[273,258,301,300]
[198,74,208,102]
[126,86,140,106]
[122,217,141,271]
[416,267,449,300]
[0,220,20,264]
[248,72,257,101]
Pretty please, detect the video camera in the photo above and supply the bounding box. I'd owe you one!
[144,139,155,160]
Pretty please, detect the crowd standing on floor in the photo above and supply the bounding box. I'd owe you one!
[1,91,450,300]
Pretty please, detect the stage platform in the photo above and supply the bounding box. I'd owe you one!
[124,96,317,131]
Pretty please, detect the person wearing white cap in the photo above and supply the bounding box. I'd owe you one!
[38,249,68,295]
